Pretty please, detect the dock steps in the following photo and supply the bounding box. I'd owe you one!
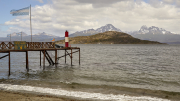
[42,50,55,66]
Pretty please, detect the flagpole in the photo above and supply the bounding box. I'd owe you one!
[30,5,32,42]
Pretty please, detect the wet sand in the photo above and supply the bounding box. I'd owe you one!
[0,90,84,101]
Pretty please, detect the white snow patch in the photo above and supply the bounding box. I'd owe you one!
[162,31,166,34]
[152,28,157,31]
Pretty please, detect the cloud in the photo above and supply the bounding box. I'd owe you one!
[2,0,180,37]
[162,0,180,6]
[37,0,44,3]
[176,0,180,6]
[74,0,133,8]
[162,0,174,4]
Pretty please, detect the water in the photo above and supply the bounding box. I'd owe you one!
[0,44,180,101]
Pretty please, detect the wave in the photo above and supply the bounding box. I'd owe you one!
[0,84,170,101]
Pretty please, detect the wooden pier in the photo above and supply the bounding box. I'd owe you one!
[0,41,80,75]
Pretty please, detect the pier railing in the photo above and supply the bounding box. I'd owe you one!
[0,42,55,50]
[0,42,14,50]
[27,42,55,49]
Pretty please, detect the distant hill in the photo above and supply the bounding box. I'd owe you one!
[0,32,63,42]
[56,31,162,44]
[69,24,121,37]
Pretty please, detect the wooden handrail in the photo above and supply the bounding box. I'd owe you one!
[0,42,55,50]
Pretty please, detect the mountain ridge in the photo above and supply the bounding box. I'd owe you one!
[127,25,179,43]
[2,32,63,42]
[56,31,162,44]
[129,25,174,35]
[69,24,121,37]
[69,24,179,44]
[3,24,180,44]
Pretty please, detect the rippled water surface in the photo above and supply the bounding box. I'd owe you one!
[0,44,180,100]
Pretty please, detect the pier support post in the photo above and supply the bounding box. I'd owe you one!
[71,49,72,66]
[55,50,57,64]
[65,50,66,64]
[40,51,41,66]
[79,48,80,65]
[8,51,10,76]
[43,50,45,69]
[26,51,29,72]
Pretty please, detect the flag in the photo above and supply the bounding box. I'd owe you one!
[51,38,55,41]
[10,6,29,16]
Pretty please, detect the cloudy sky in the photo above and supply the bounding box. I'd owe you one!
[0,0,180,37]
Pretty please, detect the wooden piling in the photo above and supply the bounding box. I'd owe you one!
[65,50,66,64]
[26,51,29,72]
[79,49,80,65]
[55,50,57,64]
[8,51,10,76]
[71,49,72,66]
[40,51,41,66]
[43,50,45,68]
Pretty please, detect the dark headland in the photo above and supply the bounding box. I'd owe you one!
[56,31,162,44]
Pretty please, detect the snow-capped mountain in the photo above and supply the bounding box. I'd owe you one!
[127,25,179,43]
[96,24,121,32]
[33,32,57,37]
[4,32,63,42]
[69,24,180,43]
[129,25,173,35]
[7,32,28,37]
[69,24,121,37]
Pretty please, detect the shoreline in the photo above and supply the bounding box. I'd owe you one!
[0,83,173,101]
[0,79,178,101]
[0,79,179,101]
[0,90,86,101]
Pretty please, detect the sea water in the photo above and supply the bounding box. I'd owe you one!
[0,44,180,101]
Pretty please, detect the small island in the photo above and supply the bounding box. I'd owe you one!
[56,31,162,44]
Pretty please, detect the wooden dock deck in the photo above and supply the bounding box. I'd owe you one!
[0,41,80,75]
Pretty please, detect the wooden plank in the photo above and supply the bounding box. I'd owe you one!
[58,50,79,59]
[0,54,9,59]
[43,51,53,65]
[0,47,79,52]
[8,42,12,49]
[66,50,71,58]
[2,42,5,49]
[45,51,54,65]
